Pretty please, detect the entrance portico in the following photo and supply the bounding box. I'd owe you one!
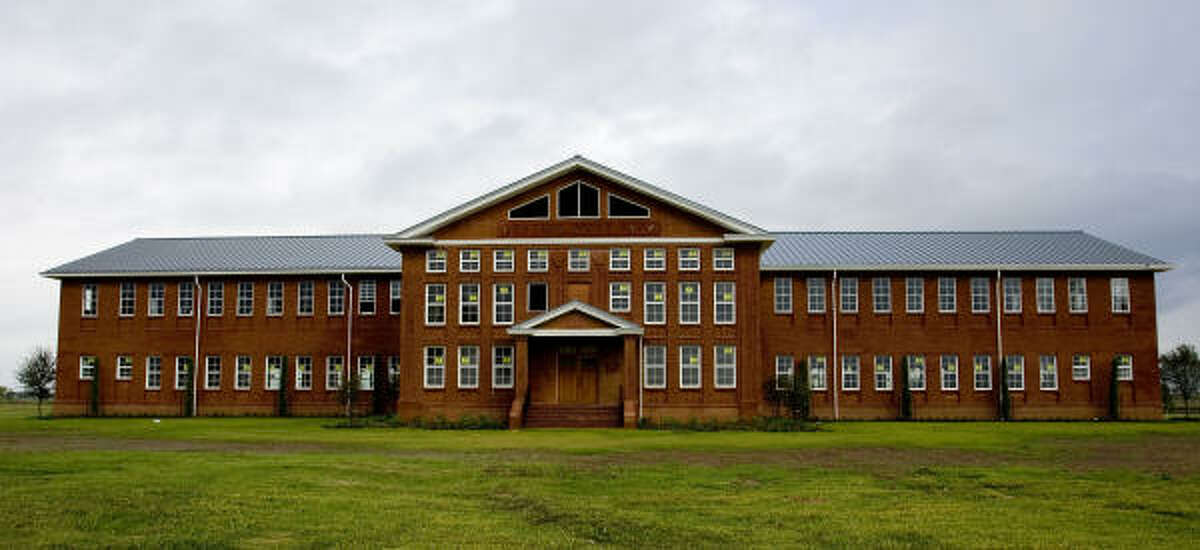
[506,301,642,428]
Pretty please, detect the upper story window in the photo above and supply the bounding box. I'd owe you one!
[236,282,254,316]
[177,282,193,317]
[713,248,735,271]
[425,284,446,326]
[937,277,956,313]
[207,282,224,316]
[609,282,631,312]
[508,194,550,219]
[607,193,650,217]
[568,249,590,272]
[557,182,600,218]
[148,283,165,317]
[460,250,481,272]
[267,282,284,316]
[714,282,736,324]
[426,250,447,273]
[1111,277,1131,313]
[119,283,135,317]
[494,250,515,272]
[1035,277,1055,313]
[359,280,376,315]
[644,249,666,271]
[493,284,515,325]
[839,277,858,313]
[645,282,666,324]
[807,277,826,313]
[678,248,700,271]
[82,284,98,317]
[872,277,891,313]
[459,284,480,325]
[774,277,792,314]
[298,281,314,316]
[905,277,924,313]
[970,278,989,313]
[609,248,631,271]
[328,281,345,316]
[1068,277,1088,313]
[528,282,548,313]
[389,280,402,315]
[528,249,549,272]
[1003,277,1022,313]
[679,282,701,324]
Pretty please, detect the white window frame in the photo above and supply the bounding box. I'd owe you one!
[177,282,193,317]
[679,282,701,325]
[425,284,446,326]
[388,280,402,315]
[713,248,735,271]
[148,283,165,317]
[679,345,701,389]
[940,355,958,391]
[116,355,133,380]
[325,356,343,391]
[1115,354,1133,381]
[568,249,590,272]
[118,282,135,317]
[493,249,515,273]
[1111,278,1130,314]
[840,277,858,313]
[459,249,481,273]
[609,248,631,271]
[291,357,311,390]
[358,356,375,391]
[358,280,376,315]
[970,277,990,313]
[236,356,252,390]
[265,356,282,391]
[493,283,515,325]
[1003,277,1022,313]
[527,249,549,272]
[236,281,253,317]
[327,281,345,316]
[973,355,992,391]
[1068,277,1088,313]
[938,277,956,313]
[1072,354,1091,381]
[82,284,98,317]
[79,355,97,380]
[873,277,891,313]
[841,355,860,391]
[267,281,284,316]
[176,356,193,390]
[298,281,315,316]
[146,356,162,390]
[714,345,737,389]
[607,192,650,218]
[644,345,667,389]
[874,355,892,391]
[459,283,481,326]
[205,355,221,390]
[458,346,479,389]
[207,282,224,317]
[644,282,666,325]
[905,277,924,314]
[678,248,701,271]
[774,277,793,314]
[807,278,826,313]
[1036,277,1055,314]
[643,248,666,271]
[507,194,551,220]
[426,249,447,273]
[609,282,631,313]
[492,346,515,389]
[556,181,601,219]
[809,356,828,391]
[1039,355,1058,391]
[1006,355,1025,391]
[714,282,736,324]
[775,355,794,390]
[907,355,926,391]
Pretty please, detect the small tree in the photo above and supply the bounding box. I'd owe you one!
[338,363,362,425]
[1161,344,1200,418]
[1108,356,1123,420]
[180,360,194,417]
[761,359,810,421]
[899,356,913,420]
[17,348,56,418]
[998,357,1011,421]
[277,356,290,417]
[0,385,11,401]
[791,358,811,421]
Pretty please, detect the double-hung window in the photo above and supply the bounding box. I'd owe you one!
[679,282,700,324]
[267,282,284,316]
[774,278,792,314]
[493,284,514,325]
[79,355,97,380]
[970,278,990,313]
[1111,278,1130,313]
[116,355,133,380]
[358,280,376,315]
[1068,277,1087,313]
[236,282,253,316]
[265,356,282,390]
[1005,355,1025,390]
[205,356,221,390]
[460,250,481,272]
[679,346,701,388]
[295,357,312,390]
[678,248,700,271]
[459,284,480,325]
[119,283,135,317]
[148,283,165,316]
[840,277,858,313]
[940,355,958,391]
[1003,278,1022,313]
[236,356,252,390]
[82,284,98,317]
[325,356,342,390]
[527,249,549,272]
[528,282,548,312]
[609,248,631,271]
[609,282,631,312]
[494,249,515,272]
[1072,354,1091,381]
[775,355,795,390]
[809,356,827,390]
[973,355,992,390]
[146,356,162,389]
[492,346,514,388]
[644,346,667,388]
[426,250,447,273]
[568,249,590,272]
[328,281,345,315]
[298,281,314,316]
[938,277,956,313]
[905,278,924,313]
[714,282,735,324]
[907,355,926,390]
[807,278,826,313]
[207,282,224,316]
[873,277,891,313]
[644,249,666,271]
[713,248,735,271]
[1035,278,1055,313]
[874,356,892,391]
[1039,355,1058,390]
[1115,354,1133,381]
[425,284,446,325]
[177,282,193,317]
[644,282,666,324]
[389,280,402,315]
[458,346,479,389]
[842,355,860,391]
[714,346,737,389]
[358,356,374,390]
[176,357,194,390]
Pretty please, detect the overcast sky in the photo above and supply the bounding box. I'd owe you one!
[2,1,1197,388]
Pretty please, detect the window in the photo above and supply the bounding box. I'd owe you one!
[328,281,345,315]
[527,249,549,272]
[973,356,992,390]
[79,355,97,380]
[295,357,312,390]
[679,346,701,389]
[528,282,548,312]
[874,356,892,391]
[644,282,666,324]
[608,193,650,217]
[236,356,252,390]
[679,282,700,324]
[644,248,666,271]
[205,356,221,390]
[146,356,162,389]
[840,277,858,313]
[493,346,514,388]
[1115,354,1133,381]
[678,248,700,271]
[714,282,735,324]
[1111,278,1130,313]
[568,249,590,272]
[1068,277,1087,313]
[509,195,550,219]
[387,356,400,387]
[774,278,792,314]
[557,182,600,218]
[267,282,284,316]
[1003,278,1022,313]
[940,355,958,391]
[426,250,447,273]
[494,249,515,272]
[970,278,990,313]
[809,356,827,390]
[906,277,924,313]
[807,278,826,313]
[359,280,376,315]
[148,283,165,316]
[265,356,282,390]
[119,283,135,316]
[1072,354,1091,381]
[644,346,667,388]
[1005,355,1025,391]
[82,284,98,317]
[236,282,253,316]
[207,282,224,316]
[116,355,133,380]
[938,277,956,313]
[493,284,514,325]
[325,356,342,390]
[873,278,891,313]
[714,346,737,389]
[842,355,860,391]
[907,356,926,390]
[610,282,631,312]
[775,355,795,390]
[458,346,479,389]
[425,284,446,325]
[609,248,631,271]
[358,356,375,390]
[1039,355,1058,390]
[298,281,314,316]
[177,282,193,317]
[714,248,735,271]
[1036,278,1055,313]
[459,250,481,272]
[176,357,194,390]
[459,284,480,325]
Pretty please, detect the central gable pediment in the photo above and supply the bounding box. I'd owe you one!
[508,300,643,337]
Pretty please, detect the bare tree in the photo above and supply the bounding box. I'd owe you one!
[1161,344,1200,418]
[17,347,56,417]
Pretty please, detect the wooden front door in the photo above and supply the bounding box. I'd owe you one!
[557,345,600,404]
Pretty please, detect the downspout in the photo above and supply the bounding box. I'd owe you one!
[638,333,644,421]
[832,270,839,421]
[341,274,354,416]
[995,269,1003,411]
[193,275,201,417]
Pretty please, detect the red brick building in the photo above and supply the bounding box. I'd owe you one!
[43,157,1170,425]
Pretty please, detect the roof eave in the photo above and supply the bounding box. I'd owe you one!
[40,267,404,279]
[759,263,1174,272]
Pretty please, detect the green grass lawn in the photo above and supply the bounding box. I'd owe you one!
[2,403,1198,548]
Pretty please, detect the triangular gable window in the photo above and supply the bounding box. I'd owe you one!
[608,193,650,218]
[508,195,549,219]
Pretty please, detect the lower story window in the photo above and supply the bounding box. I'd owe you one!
[842,355,860,391]
[176,357,194,390]
[714,345,736,389]
[1039,355,1058,390]
[493,346,514,389]
[145,356,162,389]
[79,355,97,381]
[973,355,992,390]
[680,345,701,388]
[296,357,312,390]
[809,355,827,391]
[458,346,479,389]
[1072,354,1091,381]
[205,356,221,390]
[907,355,926,391]
[940,355,958,391]
[874,356,892,391]
[116,356,133,380]
[358,356,375,390]
[236,356,252,390]
[1115,354,1133,381]
[265,356,282,390]
[775,355,794,390]
[1005,355,1025,391]
[424,347,445,389]
[326,356,343,390]
[644,346,667,389]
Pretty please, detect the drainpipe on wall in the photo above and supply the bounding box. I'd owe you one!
[193,275,201,417]
[341,274,353,417]
[638,334,644,421]
[832,270,839,421]
[995,269,1003,411]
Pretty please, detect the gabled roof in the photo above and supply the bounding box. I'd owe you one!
[761,231,1171,271]
[388,155,767,240]
[41,234,403,278]
[507,300,644,337]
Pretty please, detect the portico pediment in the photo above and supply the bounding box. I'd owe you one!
[507,300,643,337]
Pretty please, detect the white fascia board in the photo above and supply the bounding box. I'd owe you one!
[387,237,727,247]
[758,263,1174,272]
[506,328,644,337]
[41,268,404,279]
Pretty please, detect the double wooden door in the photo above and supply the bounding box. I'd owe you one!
[529,344,619,405]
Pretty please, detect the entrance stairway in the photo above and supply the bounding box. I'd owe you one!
[523,404,622,428]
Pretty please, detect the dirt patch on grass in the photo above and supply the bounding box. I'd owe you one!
[1048,434,1200,476]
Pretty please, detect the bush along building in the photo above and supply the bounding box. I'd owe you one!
[42,156,1171,425]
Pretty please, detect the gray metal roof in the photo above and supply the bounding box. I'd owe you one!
[761,231,1170,271]
[41,234,403,277]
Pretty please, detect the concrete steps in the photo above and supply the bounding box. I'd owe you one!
[523,404,622,428]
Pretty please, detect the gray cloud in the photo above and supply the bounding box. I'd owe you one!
[2,0,1198,386]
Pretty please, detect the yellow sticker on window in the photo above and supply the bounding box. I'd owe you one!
[434,356,444,366]
[503,356,512,364]
[723,293,733,301]
[689,356,698,364]
[500,287,510,295]
[435,295,444,302]
[469,294,477,301]
[685,286,695,294]
[654,293,663,301]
